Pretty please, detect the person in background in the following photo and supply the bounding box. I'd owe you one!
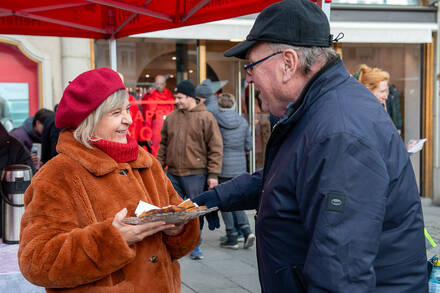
[216,93,255,249]
[356,65,404,134]
[193,0,427,291]
[196,81,248,242]
[10,108,53,151]
[157,80,223,260]
[18,68,200,292]
[41,104,60,164]
[10,108,53,169]
[142,75,175,157]
[386,85,402,134]
[0,122,35,243]
[357,64,390,108]
[195,79,219,117]
[0,96,13,131]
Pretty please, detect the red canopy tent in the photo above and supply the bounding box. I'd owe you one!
[0,0,331,69]
[0,0,283,39]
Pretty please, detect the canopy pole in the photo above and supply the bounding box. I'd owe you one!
[109,37,117,71]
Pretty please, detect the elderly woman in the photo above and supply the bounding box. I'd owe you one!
[18,68,200,292]
[357,64,390,108]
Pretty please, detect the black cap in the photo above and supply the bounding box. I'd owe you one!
[224,0,332,59]
[175,80,196,98]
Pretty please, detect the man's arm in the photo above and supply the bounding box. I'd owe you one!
[193,169,262,230]
[298,133,387,292]
[214,169,263,211]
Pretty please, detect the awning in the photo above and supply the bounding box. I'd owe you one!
[133,17,437,44]
[0,0,281,39]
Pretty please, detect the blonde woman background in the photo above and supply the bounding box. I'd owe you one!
[357,64,390,109]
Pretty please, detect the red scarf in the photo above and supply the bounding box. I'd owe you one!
[93,135,138,163]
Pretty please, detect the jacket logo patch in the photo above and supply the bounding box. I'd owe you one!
[326,193,345,212]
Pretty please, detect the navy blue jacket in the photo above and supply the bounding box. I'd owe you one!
[215,58,427,292]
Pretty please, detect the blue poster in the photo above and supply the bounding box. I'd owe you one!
[0,82,29,130]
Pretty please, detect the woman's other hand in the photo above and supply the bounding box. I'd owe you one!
[163,223,185,236]
[112,208,175,245]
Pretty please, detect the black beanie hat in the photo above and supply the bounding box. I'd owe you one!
[175,80,196,98]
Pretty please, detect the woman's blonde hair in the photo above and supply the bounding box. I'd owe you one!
[73,89,128,148]
[358,64,390,91]
[218,93,235,109]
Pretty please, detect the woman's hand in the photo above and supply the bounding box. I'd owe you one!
[163,223,185,236]
[112,208,175,245]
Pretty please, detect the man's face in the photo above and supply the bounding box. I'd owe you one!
[155,76,166,93]
[245,43,285,117]
[175,93,193,110]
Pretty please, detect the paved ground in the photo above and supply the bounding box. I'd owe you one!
[180,198,440,293]
[181,210,259,293]
[421,198,440,259]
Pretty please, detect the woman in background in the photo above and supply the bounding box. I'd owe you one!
[357,64,390,109]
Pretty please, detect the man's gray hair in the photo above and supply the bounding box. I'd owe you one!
[269,43,338,75]
[74,89,128,148]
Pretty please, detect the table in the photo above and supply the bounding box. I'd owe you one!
[0,240,45,292]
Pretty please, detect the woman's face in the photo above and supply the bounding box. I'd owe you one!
[94,98,132,143]
[371,80,389,105]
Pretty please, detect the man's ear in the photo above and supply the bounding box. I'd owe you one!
[281,49,298,82]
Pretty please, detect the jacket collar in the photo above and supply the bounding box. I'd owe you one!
[56,131,152,176]
[282,56,348,126]
[179,102,207,113]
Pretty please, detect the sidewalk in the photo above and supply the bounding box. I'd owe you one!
[181,199,440,293]
[421,197,440,259]
[181,211,259,293]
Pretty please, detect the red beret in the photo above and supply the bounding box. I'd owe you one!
[55,68,125,129]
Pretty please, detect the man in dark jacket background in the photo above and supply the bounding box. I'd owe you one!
[194,0,427,292]
[0,122,35,238]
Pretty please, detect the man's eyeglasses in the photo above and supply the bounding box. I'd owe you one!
[244,51,282,75]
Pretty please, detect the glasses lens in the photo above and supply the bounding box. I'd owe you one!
[244,65,252,74]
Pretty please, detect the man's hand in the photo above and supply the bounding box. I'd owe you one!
[193,190,221,230]
[112,208,175,245]
[207,178,218,190]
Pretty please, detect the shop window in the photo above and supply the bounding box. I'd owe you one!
[0,42,39,130]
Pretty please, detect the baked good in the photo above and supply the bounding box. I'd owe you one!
[138,199,204,218]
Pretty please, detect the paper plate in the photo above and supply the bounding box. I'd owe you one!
[122,207,218,225]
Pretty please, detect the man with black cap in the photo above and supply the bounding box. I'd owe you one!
[157,80,223,260]
[193,0,427,291]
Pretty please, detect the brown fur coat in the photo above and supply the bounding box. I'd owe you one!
[18,131,200,292]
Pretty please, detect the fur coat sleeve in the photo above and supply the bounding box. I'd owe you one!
[19,177,136,288]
